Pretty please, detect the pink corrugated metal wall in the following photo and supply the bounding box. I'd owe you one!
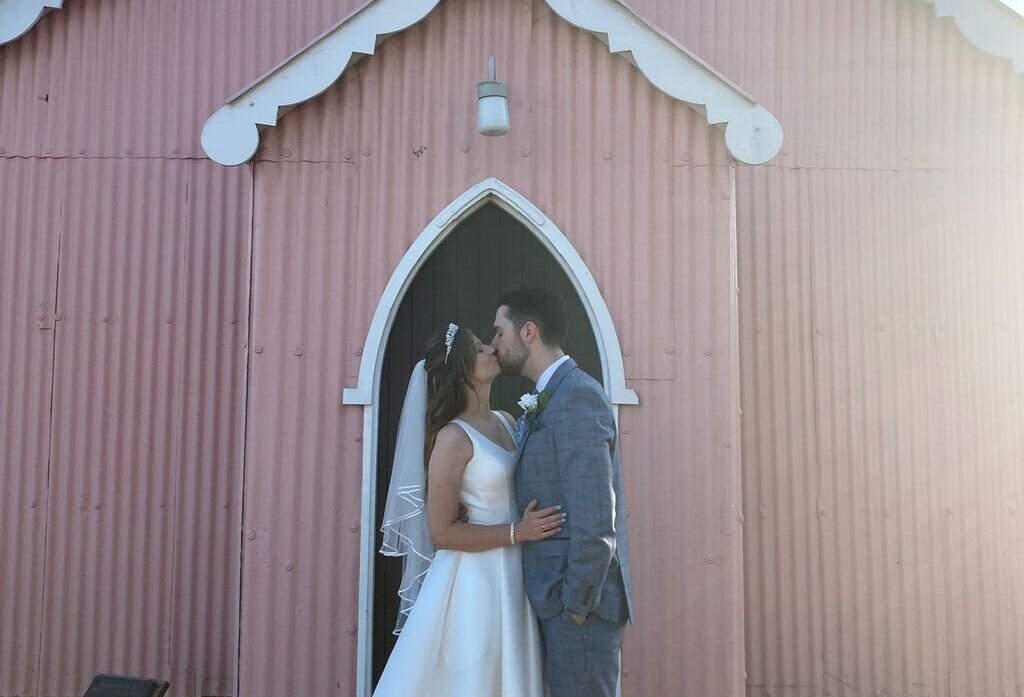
[246,2,740,695]
[2,0,1023,696]
[0,158,62,697]
[734,2,1024,696]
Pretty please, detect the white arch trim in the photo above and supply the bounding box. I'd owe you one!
[201,0,782,167]
[0,0,62,46]
[341,176,638,408]
[346,177,636,697]
[923,0,1024,73]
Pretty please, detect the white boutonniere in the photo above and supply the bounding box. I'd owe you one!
[517,392,540,413]
[517,388,552,434]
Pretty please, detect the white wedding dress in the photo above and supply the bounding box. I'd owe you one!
[372,412,545,697]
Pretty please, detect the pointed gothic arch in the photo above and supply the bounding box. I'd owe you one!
[342,176,637,696]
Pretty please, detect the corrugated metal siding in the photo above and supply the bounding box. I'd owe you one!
[241,161,366,697]
[38,158,189,696]
[2,158,253,697]
[734,1,1024,696]
[245,1,742,695]
[2,0,1023,696]
[168,161,251,697]
[0,158,63,697]
[0,0,365,159]
[738,166,1024,697]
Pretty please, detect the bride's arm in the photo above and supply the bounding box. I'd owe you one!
[427,424,563,552]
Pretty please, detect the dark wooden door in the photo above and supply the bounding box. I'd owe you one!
[372,203,602,683]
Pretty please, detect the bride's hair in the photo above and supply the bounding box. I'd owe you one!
[423,325,476,466]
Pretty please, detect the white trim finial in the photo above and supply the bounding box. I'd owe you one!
[923,0,1024,73]
[0,0,62,46]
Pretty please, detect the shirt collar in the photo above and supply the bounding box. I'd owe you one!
[535,355,571,392]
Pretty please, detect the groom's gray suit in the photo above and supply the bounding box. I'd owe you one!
[515,358,634,697]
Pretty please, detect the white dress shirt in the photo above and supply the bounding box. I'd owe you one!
[535,355,572,392]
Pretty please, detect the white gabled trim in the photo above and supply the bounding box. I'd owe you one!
[346,176,638,697]
[201,0,443,166]
[201,0,783,166]
[544,0,783,165]
[0,0,62,46]
[923,0,1024,73]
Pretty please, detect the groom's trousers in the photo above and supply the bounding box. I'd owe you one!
[537,610,625,697]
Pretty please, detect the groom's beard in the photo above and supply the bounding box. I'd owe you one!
[498,344,528,377]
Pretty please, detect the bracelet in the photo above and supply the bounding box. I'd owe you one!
[510,522,517,546]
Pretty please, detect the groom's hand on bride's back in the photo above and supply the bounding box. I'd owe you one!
[457,503,469,523]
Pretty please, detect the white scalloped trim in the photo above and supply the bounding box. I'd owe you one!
[924,0,1024,73]
[544,0,783,164]
[201,0,443,166]
[0,0,62,46]
[202,0,783,166]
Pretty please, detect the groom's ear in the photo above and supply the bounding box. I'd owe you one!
[520,320,539,344]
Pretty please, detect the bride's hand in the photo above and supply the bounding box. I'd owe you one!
[516,500,565,542]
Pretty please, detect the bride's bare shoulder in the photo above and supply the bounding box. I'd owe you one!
[431,422,473,462]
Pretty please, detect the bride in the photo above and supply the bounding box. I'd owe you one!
[372,322,563,696]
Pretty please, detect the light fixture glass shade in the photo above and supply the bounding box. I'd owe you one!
[479,89,512,136]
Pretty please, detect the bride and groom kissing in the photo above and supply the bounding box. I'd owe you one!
[374,288,634,697]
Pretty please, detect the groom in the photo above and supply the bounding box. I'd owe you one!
[491,288,635,697]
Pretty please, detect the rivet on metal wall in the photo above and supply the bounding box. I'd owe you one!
[344,151,353,161]
[704,556,715,565]
[282,148,292,158]
[354,436,362,443]
[285,564,294,571]
[166,317,173,324]
[521,149,530,158]
[703,349,712,356]
[362,148,371,157]
[254,344,263,354]
[294,348,303,357]
[664,346,674,354]
[247,530,256,540]
[349,525,359,533]
[160,501,167,508]
[347,626,356,635]
[601,151,612,161]
[462,144,471,153]
[354,348,362,356]
[30,501,37,509]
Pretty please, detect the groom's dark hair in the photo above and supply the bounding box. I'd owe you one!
[497,288,567,349]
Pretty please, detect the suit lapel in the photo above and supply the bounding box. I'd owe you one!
[514,358,577,465]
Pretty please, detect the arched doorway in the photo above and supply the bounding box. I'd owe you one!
[371,202,603,683]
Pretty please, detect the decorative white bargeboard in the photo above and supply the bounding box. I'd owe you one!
[921,0,1024,72]
[0,0,62,46]
[201,0,784,166]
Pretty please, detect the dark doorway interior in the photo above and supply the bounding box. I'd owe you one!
[371,203,603,684]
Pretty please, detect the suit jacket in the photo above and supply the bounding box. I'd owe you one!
[514,358,635,624]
